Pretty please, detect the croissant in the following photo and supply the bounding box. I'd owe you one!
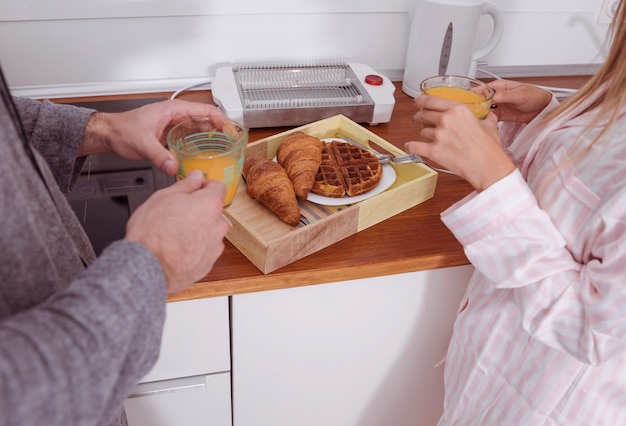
[276,131,323,200]
[243,156,301,226]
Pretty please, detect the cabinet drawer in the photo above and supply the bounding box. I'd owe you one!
[125,372,231,426]
[140,297,230,383]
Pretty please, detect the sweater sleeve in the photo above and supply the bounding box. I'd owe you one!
[0,240,167,426]
[14,97,93,192]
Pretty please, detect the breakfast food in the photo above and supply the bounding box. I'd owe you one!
[243,156,301,226]
[312,140,383,198]
[276,131,324,200]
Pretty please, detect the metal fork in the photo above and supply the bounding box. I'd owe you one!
[391,153,456,175]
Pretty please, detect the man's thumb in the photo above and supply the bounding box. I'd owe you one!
[169,170,205,193]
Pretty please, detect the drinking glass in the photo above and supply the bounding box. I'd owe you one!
[420,75,494,119]
[167,117,248,207]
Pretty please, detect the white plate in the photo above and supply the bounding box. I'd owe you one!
[305,138,397,206]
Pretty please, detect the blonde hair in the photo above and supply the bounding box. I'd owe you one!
[533,1,626,199]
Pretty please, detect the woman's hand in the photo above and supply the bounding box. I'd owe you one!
[124,171,230,294]
[80,99,232,176]
[488,79,553,124]
[406,94,515,192]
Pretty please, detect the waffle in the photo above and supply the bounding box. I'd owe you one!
[311,141,383,198]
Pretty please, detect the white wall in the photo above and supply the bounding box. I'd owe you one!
[0,0,611,98]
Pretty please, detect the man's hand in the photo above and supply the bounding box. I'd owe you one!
[80,99,232,176]
[125,171,230,294]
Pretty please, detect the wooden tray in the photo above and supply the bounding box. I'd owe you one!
[224,115,438,274]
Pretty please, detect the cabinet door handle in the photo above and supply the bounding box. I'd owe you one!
[128,374,211,398]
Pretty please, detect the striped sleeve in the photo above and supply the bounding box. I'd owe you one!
[441,170,626,365]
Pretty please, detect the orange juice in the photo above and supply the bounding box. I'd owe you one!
[179,153,243,206]
[167,117,247,208]
[424,86,491,119]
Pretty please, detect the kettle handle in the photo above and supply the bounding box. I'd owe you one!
[472,1,505,61]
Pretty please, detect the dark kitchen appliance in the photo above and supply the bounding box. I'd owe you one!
[62,98,174,255]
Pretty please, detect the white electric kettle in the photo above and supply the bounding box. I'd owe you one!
[402,0,504,97]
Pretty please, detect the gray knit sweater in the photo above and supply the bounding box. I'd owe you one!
[0,87,167,425]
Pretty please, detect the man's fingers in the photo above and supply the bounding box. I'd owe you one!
[199,178,227,199]
[162,170,205,194]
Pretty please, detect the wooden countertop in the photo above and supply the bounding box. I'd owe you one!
[56,76,590,301]
[171,83,473,301]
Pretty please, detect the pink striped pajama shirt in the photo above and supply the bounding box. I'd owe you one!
[438,93,626,425]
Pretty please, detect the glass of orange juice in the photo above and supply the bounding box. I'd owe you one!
[420,75,495,120]
[167,117,248,207]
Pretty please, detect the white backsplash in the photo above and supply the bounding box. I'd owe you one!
[0,0,609,98]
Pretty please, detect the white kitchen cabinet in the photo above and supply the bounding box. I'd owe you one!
[139,297,230,383]
[125,297,232,426]
[231,266,472,426]
[125,373,231,426]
